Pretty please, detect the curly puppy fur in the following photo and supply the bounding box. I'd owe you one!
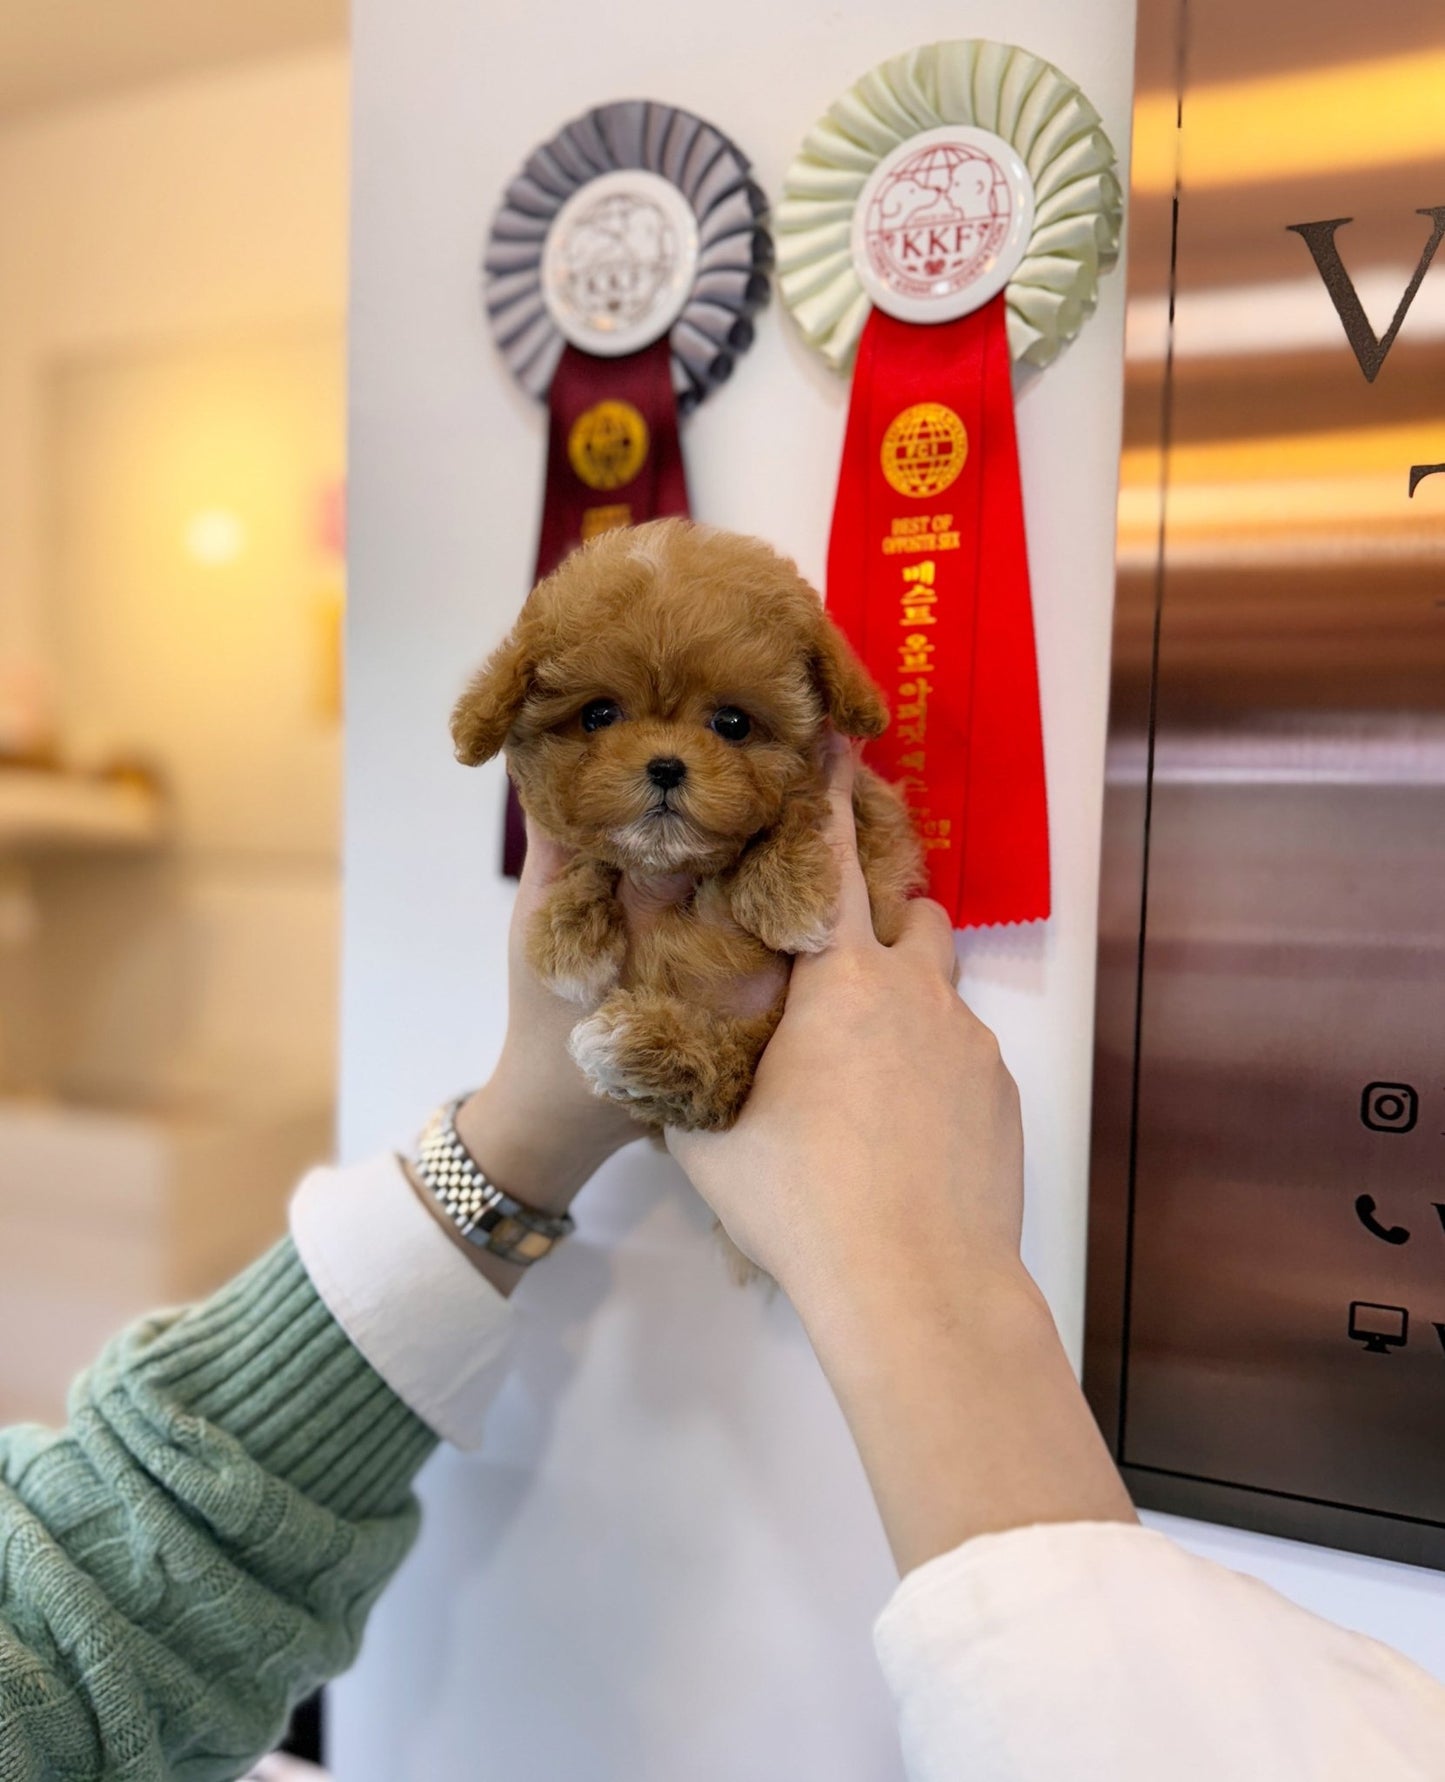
[452,519,925,1134]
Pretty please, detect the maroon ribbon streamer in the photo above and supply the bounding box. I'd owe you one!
[502,335,690,874]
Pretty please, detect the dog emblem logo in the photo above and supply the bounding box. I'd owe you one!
[866,141,1011,304]
[881,403,968,499]
[851,126,1035,326]
[541,169,701,357]
[560,192,679,326]
[568,399,650,491]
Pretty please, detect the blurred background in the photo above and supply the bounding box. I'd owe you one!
[0,2,349,1427]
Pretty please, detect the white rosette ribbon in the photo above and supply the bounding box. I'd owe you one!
[776,40,1122,371]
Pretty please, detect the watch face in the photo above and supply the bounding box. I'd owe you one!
[541,169,701,357]
[851,125,1035,324]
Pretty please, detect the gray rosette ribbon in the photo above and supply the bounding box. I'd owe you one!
[483,101,771,878]
[484,99,772,414]
[775,40,1122,371]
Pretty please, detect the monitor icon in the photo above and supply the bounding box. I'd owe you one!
[1348,1301,1408,1354]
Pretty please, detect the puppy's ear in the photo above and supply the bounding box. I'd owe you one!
[811,612,889,739]
[450,629,533,765]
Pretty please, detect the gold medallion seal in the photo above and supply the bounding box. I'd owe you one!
[567,400,650,491]
[880,402,968,499]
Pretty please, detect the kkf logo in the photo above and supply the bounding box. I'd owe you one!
[862,140,1012,303]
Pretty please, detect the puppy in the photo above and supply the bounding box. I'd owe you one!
[452,519,925,1133]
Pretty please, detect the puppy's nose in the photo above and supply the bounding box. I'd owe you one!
[646,756,687,791]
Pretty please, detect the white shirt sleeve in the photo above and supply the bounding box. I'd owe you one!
[874,1520,1445,1782]
[289,1152,514,1449]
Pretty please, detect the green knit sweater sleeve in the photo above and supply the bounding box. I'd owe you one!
[0,1238,439,1782]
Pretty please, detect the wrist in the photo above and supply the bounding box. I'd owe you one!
[402,1155,530,1299]
[453,1075,617,1214]
[794,1241,1047,1391]
[779,1218,1037,1358]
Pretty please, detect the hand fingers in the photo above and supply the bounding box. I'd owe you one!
[819,731,876,948]
[892,896,958,983]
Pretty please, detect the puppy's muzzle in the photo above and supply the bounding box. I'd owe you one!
[646,756,687,791]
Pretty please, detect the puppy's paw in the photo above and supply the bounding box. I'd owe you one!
[527,869,626,1004]
[567,1007,700,1129]
[536,942,625,1006]
[568,997,764,1132]
[568,1005,646,1100]
[730,874,837,956]
[726,824,841,956]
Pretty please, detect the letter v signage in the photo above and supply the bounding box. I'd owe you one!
[1288,206,1445,382]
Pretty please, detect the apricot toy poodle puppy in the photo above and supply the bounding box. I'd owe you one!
[452,518,924,1133]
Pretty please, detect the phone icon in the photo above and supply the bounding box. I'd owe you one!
[1355,1193,1411,1245]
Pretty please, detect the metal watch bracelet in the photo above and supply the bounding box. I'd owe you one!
[411,1097,574,1267]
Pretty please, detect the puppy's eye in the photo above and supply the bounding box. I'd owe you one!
[580,699,623,733]
[709,706,752,742]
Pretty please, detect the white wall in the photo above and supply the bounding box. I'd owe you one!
[340,0,1445,1773]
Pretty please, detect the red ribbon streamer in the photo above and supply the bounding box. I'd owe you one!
[502,335,690,874]
[826,295,1049,927]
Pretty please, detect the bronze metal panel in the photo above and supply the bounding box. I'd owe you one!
[1086,0,1445,1567]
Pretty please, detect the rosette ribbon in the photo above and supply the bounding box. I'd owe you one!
[777,42,1121,926]
[485,100,771,872]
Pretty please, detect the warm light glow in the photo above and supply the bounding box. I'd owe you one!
[183,507,246,566]
[1132,51,1445,193]
[1120,472,1432,539]
[1126,269,1445,362]
[1118,422,1445,559]
[1128,422,1445,485]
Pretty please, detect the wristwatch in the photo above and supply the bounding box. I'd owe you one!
[411,1096,574,1267]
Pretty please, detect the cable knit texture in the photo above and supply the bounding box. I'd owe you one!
[0,1239,437,1781]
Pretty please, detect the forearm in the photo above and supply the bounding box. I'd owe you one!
[791,1247,1136,1576]
[0,1239,436,1781]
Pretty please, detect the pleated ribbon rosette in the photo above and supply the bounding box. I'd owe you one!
[776,42,1121,926]
[484,100,772,873]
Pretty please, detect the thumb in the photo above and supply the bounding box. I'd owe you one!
[819,732,874,951]
[514,814,574,921]
[520,815,573,883]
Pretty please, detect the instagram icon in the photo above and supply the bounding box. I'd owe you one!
[1360,1082,1419,1134]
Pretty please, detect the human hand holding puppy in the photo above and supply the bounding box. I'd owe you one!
[670,739,1137,1572]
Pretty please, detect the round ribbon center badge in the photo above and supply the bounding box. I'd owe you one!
[881,402,968,500]
[851,125,1035,326]
[567,398,650,491]
[541,169,701,358]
